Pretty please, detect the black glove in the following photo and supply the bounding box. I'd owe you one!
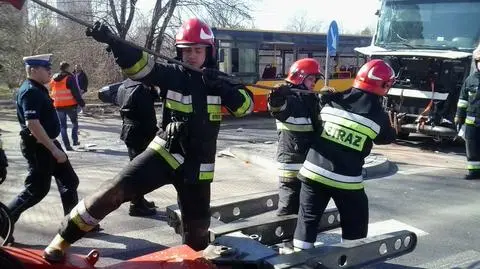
[202,68,229,94]
[268,85,293,108]
[165,121,188,154]
[86,21,116,45]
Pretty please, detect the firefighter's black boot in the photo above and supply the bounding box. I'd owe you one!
[464,173,480,180]
[129,202,156,216]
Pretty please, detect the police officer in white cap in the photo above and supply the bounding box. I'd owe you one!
[7,54,80,233]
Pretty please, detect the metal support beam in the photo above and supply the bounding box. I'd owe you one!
[209,208,340,245]
[264,230,418,269]
[166,191,279,234]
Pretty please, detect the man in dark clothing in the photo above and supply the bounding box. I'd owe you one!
[268,58,322,216]
[8,54,79,229]
[43,18,253,262]
[293,59,397,249]
[50,62,85,151]
[73,65,88,95]
[455,44,480,180]
[115,79,158,216]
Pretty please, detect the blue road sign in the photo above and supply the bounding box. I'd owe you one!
[327,20,339,56]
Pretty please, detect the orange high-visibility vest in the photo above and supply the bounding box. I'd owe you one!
[50,76,77,108]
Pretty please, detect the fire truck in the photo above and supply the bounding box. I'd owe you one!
[355,0,480,140]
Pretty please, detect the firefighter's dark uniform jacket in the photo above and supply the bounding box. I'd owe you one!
[109,45,253,183]
[115,79,159,149]
[298,88,396,190]
[455,70,480,171]
[268,89,319,181]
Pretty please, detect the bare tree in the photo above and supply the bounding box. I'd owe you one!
[359,26,374,36]
[285,12,323,33]
[108,0,138,39]
[143,0,254,53]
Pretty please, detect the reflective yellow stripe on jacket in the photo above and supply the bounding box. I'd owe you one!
[299,149,364,190]
[231,89,253,117]
[147,136,185,169]
[320,107,380,152]
[123,52,155,80]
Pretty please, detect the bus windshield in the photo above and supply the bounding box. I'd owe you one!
[375,0,480,51]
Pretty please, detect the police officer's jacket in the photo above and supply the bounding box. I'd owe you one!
[109,44,253,183]
[298,88,396,190]
[268,88,319,181]
[456,70,480,138]
[16,79,60,139]
[115,79,159,148]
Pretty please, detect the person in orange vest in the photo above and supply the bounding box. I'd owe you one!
[50,62,85,151]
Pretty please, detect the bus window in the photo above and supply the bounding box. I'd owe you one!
[259,50,282,79]
[237,48,256,73]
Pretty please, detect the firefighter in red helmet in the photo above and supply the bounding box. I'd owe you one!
[268,58,322,216]
[293,59,397,249]
[43,18,253,262]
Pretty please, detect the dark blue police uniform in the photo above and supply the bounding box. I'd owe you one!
[7,54,79,224]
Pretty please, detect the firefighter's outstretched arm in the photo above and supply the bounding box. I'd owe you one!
[86,21,180,90]
[267,85,296,122]
[373,112,397,145]
[202,68,253,117]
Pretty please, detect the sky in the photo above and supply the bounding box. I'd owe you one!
[136,0,381,34]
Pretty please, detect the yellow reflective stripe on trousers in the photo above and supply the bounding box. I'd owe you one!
[299,167,364,190]
[466,116,475,125]
[276,122,314,132]
[208,104,222,113]
[278,169,299,178]
[123,52,153,79]
[165,99,193,113]
[321,122,367,151]
[232,89,253,117]
[320,113,378,139]
[457,99,468,108]
[199,163,215,180]
[148,137,183,169]
[467,161,480,170]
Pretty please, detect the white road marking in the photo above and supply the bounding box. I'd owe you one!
[398,167,448,175]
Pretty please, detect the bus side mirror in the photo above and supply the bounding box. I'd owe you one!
[218,49,225,63]
[375,9,380,16]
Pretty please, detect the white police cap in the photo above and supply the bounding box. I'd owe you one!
[23,54,53,68]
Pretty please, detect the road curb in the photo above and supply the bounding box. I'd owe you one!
[224,145,394,180]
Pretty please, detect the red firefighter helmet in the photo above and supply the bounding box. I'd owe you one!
[353,59,396,96]
[175,18,215,48]
[175,18,216,67]
[285,58,322,87]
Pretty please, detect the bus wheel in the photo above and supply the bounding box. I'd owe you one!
[0,202,13,246]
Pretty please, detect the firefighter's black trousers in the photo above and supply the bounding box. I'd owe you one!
[465,127,480,176]
[126,141,151,206]
[7,136,79,223]
[66,148,211,251]
[293,180,368,248]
